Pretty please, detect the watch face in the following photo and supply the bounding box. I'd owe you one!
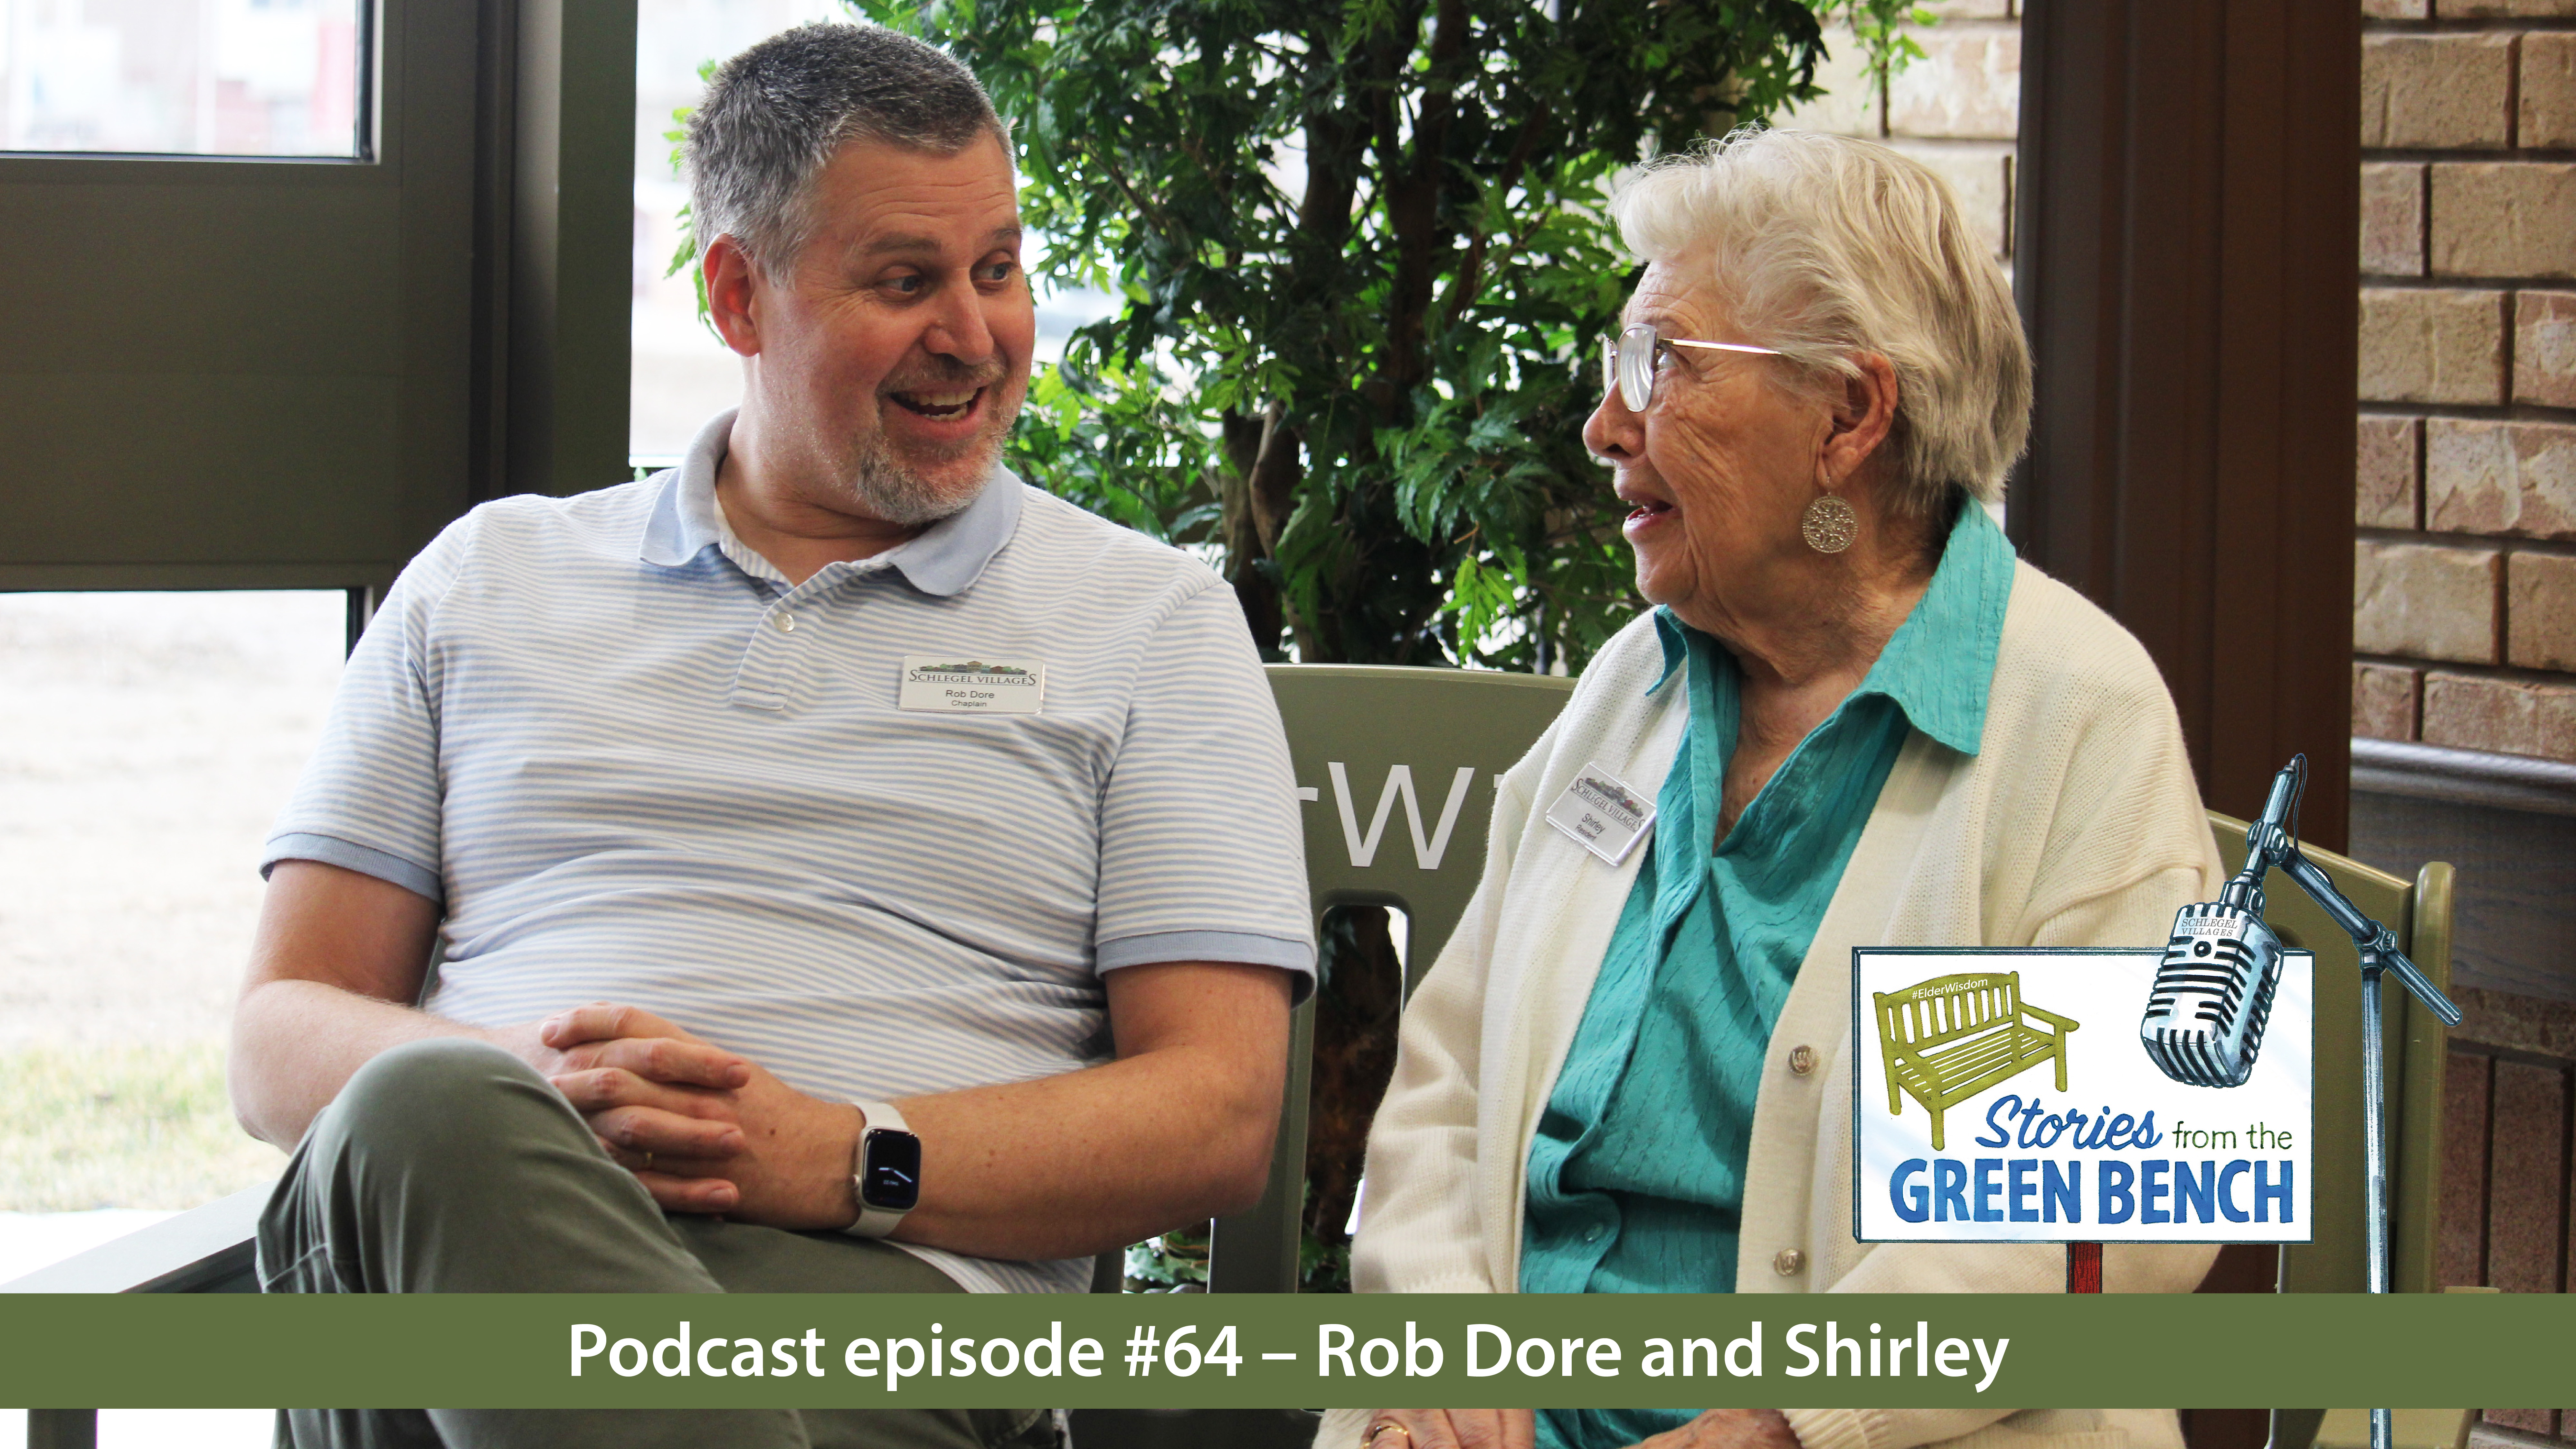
[860,1130,922,1212]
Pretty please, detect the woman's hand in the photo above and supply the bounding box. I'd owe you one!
[1631,1409,1801,1449]
[1359,1409,1535,1449]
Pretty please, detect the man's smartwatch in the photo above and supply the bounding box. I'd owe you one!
[844,1100,921,1239]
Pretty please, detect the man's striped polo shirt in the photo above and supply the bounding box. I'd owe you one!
[264,410,1316,1294]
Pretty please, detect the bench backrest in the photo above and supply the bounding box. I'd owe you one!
[1877,971,2023,1054]
[1204,663,1577,1293]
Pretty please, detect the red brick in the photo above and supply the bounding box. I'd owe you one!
[2506,552,2576,670]
[2524,33,2576,149]
[2439,1051,2490,1289]
[2515,291,2576,409]
[2424,419,2576,540]
[2423,671,2576,761]
[2358,415,2420,527]
[2353,662,2421,740]
[2354,540,2502,662]
[2440,0,2576,15]
[2359,288,2507,404]
[2484,1410,2553,1435]
[2485,1061,2569,1293]
[2430,163,2576,279]
[2361,163,2425,278]
[2363,34,2514,150]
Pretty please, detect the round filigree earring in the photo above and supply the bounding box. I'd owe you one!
[1801,493,1858,554]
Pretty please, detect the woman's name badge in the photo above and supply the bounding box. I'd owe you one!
[1545,763,1657,865]
[898,655,1046,714]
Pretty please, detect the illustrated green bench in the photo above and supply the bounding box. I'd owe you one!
[1875,971,2080,1151]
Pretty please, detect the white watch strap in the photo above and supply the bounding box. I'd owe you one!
[847,1099,912,1238]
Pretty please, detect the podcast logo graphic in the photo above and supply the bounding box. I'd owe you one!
[1854,949,2314,1245]
[1875,971,2080,1151]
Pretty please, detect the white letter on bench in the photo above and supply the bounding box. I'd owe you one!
[1329,763,1478,869]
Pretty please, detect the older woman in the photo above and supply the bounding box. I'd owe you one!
[1327,131,2222,1449]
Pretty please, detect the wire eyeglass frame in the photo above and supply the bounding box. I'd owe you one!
[1601,323,1783,413]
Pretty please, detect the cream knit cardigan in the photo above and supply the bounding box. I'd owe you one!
[1323,564,2226,1449]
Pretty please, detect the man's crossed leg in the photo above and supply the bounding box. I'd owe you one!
[259,1038,1058,1449]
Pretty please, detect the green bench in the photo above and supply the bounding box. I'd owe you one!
[1875,970,2080,1151]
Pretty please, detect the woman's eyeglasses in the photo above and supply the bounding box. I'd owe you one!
[1600,323,1782,413]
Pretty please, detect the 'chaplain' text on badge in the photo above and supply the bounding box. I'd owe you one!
[1852,948,2314,1244]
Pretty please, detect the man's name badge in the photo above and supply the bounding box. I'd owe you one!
[897,655,1046,715]
[1544,762,1657,865]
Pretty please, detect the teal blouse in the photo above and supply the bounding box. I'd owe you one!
[1521,504,2015,1449]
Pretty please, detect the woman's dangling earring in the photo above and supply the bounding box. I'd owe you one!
[1801,492,1858,554]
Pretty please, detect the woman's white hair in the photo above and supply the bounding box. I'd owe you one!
[1611,126,2031,518]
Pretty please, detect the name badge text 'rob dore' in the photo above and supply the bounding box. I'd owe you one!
[898,655,1046,715]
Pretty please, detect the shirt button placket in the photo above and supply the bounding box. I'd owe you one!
[731,597,803,711]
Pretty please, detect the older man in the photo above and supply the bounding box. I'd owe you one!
[229,24,1312,1449]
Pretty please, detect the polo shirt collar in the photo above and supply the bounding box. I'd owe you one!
[638,408,1023,597]
[1641,498,2015,755]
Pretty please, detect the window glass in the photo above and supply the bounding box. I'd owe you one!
[631,0,850,463]
[0,0,366,158]
[0,1410,275,1446]
[0,590,342,1282]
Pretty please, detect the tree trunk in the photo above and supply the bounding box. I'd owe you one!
[1301,904,1407,1288]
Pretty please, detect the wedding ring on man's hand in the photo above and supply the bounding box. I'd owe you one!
[1363,1423,1412,1446]
[641,1150,653,1171]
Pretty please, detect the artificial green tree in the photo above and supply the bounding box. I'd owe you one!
[697,0,1922,1287]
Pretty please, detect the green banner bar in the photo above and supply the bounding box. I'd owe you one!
[0,1294,2565,1409]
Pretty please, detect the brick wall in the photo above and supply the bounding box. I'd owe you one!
[2356,2,2576,766]
[1777,0,2021,270]
[2357,10,2576,1439]
[2442,990,2576,1439]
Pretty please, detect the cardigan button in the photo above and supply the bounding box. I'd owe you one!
[1787,1045,1817,1076]
[1774,1248,1805,1276]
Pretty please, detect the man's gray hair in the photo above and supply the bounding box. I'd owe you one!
[686,23,1009,274]
[1610,127,2032,518]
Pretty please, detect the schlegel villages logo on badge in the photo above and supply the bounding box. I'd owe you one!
[1852,948,2315,1244]
[897,655,1046,715]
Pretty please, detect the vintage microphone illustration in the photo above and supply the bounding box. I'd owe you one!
[2135,754,2464,1449]
[2139,761,2298,1087]
[2139,755,2459,1089]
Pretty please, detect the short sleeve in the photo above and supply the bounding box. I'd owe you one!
[1091,582,1316,998]
[260,517,474,903]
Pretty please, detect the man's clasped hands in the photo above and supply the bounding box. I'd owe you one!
[515,1001,865,1231]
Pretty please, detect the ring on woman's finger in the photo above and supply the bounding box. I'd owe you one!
[642,1150,654,1171]
[1363,1423,1412,1447]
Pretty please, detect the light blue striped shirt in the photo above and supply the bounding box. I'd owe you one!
[265,411,1316,1294]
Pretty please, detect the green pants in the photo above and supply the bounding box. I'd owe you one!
[257,1037,1061,1449]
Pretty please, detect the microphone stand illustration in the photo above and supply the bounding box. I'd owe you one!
[2139,754,2462,1449]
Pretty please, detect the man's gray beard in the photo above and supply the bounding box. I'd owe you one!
[840,445,974,527]
[827,415,1011,527]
